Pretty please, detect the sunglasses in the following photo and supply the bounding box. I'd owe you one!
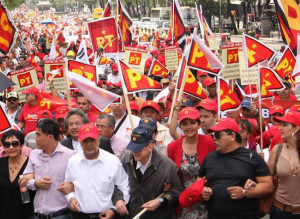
[3,141,20,148]
[212,131,232,140]
[8,98,18,102]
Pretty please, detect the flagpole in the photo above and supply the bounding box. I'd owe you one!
[257,68,263,151]
[171,0,175,45]
[217,73,221,119]
[168,88,178,123]
[64,66,72,110]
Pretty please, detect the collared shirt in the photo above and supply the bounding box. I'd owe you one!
[23,143,75,214]
[111,135,127,158]
[107,73,120,84]
[65,149,130,213]
[136,152,152,175]
[114,113,140,143]
[72,140,82,153]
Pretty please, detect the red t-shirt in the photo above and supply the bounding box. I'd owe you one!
[262,124,280,148]
[18,104,40,136]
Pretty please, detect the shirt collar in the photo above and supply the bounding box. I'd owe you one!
[78,149,103,163]
[136,152,152,170]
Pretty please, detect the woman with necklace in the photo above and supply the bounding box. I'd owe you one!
[0,130,34,219]
[268,111,300,219]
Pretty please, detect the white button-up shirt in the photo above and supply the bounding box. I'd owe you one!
[65,149,130,213]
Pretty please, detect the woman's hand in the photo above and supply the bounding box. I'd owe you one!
[202,186,213,201]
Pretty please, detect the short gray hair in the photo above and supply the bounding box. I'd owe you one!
[97,114,115,127]
[65,108,89,129]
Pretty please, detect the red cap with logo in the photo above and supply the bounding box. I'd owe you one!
[78,123,99,141]
[55,106,69,119]
[111,63,118,72]
[141,100,159,112]
[21,86,39,95]
[273,111,300,127]
[289,104,300,112]
[269,105,284,115]
[197,98,217,113]
[203,77,216,87]
[37,110,52,119]
[129,101,139,112]
[207,118,240,133]
[179,107,200,124]
[179,179,205,207]
[197,70,208,76]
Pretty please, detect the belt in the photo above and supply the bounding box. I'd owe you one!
[35,209,69,219]
[273,199,300,214]
[71,211,101,219]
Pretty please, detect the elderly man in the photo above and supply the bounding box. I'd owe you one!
[22,119,75,218]
[60,109,89,152]
[64,123,130,219]
[199,118,272,219]
[6,91,22,125]
[121,125,182,218]
[96,114,127,158]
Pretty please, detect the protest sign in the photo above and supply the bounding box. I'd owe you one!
[222,42,242,80]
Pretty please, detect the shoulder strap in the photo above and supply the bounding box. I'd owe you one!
[274,143,283,175]
[114,112,128,135]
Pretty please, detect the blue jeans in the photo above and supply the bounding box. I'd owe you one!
[270,206,300,219]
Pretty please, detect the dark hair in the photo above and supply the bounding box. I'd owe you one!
[224,129,242,144]
[64,108,89,129]
[238,119,253,134]
[291,124,300,161]
[97,114,115,127]
[1,130,24,145]
[110,88,123,96]
[19,55,26,61]
[76,92,90,103]
[36,119,61,141]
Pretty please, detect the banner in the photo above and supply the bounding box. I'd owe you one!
[208,35,219,51]
[119,60,162,93]
[88,17,119,53]
[38,92,68,111]
[260,67,285,99]
[221,42,242,80]
[0,104,12,134]
[10,66,40,102]
[238,48,259,85]
[148,59,169,78]
[220,79,241,112]
[44,59,66,93]
[0,0,17,54]
[124,47,148,74]
[165,46,179,71]
[98,56,113,65]
[67,60,97,89]
[274,46,296,80]
[46,36,54,50]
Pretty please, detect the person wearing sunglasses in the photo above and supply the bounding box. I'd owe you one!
[0,129,35,219]
[198,118,272,219]
[167,107,215,218]
[5,91,22,125]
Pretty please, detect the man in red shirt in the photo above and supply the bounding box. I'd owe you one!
[76,92,97,123]
[18,87,40,136]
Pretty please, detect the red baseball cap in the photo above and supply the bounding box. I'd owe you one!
[155,38,160,43]
[151,50,158,55]
[141,100,159,112]
[78,123,99,141]
[197,98,217,113]
[207,118,240,133]
[203,77,216,87]
[244,85,257,95]
[129,101,139,112]
[269,105,284,115]
[37,110,52,119]
[21,86,39,95]
[37,73,43,79]
[111,63,118,72]
[273,111,300,127]
[55,106,69,119]
[179,179,205,207]
[145,62,151,69]
[36,67,42,72]
[289,104,300,112]
[179,107,200,124]
[197,70,208,76]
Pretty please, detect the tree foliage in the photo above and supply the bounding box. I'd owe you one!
[3,0,25,10]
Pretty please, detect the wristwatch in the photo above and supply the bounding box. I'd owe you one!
[158,197,164,204]
[243,189,248,197]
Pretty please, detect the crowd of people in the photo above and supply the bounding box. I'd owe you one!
[0,7,300,219]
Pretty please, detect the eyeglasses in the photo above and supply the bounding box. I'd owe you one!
[8,98,18,102]
[3,141,20,148]
[68,122,82,127]
[212,131,232,140]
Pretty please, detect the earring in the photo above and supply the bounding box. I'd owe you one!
[292,132,295,138]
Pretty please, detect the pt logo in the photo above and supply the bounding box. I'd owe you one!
[227,48,239,64]
[17,73,33,88]
[129,52,142,65]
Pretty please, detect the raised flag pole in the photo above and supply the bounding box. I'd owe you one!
[65,63,72,110]
[217,74,221,119]
[257,67,264,151]
[168,89,178,123]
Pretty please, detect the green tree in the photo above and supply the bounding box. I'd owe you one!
[4,0,25,10]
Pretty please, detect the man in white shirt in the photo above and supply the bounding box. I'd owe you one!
[65,123,130,219]
[107,63,121,84]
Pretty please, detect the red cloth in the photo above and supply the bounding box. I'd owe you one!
[262,124,281,148]
[274,93,298,101]
[87,111,98,123]
[157,53,166,66]
[18,103,40,135]
[36,52,45,61]
[270,134,285,151]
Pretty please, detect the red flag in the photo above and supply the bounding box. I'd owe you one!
[187,38,222,75]
[67,60,97,89]
[177,68,207,100]
[37,92,68,111]
[243,34,276,68]
[169,0,185,44]
[0,104,12,134]
[274,0,300,51]
[116,0,132,46]
[98,56,113,65]
[102,0,111,18]
[119,60,162,93]
[46,65,64,80]
[148,59,169,78]
[0,0,17,54]
[274,46,296,80]
[66,71,120,112]
[220,79,241,112]
[260,67,285,99]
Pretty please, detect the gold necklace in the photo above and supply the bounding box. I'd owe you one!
[286,145,299,176]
